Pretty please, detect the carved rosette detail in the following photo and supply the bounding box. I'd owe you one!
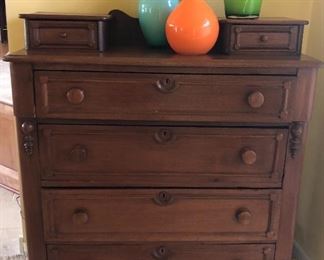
[21,121,35,156]
[289,122,304,159]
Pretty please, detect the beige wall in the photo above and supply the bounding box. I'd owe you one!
[5,0,324,259]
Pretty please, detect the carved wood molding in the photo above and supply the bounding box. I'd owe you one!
[289,122,304,159]
[21,121,35,156]
[280,80,292,119]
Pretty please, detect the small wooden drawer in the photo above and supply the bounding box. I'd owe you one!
[20,13,111,51]
[47,244,275,260]
[42,189,281,243]
[39,125,287,188]
[219,18,307,56]
[35,71,297,123]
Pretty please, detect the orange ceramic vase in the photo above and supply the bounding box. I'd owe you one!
[166,0,219,55]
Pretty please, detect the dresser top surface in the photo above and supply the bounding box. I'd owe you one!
[4,48,322,69]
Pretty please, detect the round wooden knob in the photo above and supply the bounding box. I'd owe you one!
[260,35,269,42]
[70,145,88,162]
[236,209,252,225]
[241,148,257,165]
[248,91,264,108]
[73,209,89,225]
[66,88,85,105]
[21,121,34,134]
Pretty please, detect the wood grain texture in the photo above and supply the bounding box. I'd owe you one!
[9,63,35,117]
[219,22,305,56]
[47,244,275,260]
[5,14,322,260]
[19,13,111,21]
[15,118,46,260]
[39,125,287,188]
[34,71,300,123]
[4,49,322,69]
[274,69,318,260]
[20,12,112,52]
[275,122,308,260]
[27,20,98,50]
[42,189,281,243]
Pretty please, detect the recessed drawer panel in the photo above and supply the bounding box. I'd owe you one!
[231,25,300,53]
[27,20,98,50]
[47,244,275,260]
[39,125,287,188]
[42,189,281,243]
[35,71,297,122]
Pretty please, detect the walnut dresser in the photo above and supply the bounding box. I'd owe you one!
[4,12,322,260]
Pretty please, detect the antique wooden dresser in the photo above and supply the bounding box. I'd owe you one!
[4,12,322,260]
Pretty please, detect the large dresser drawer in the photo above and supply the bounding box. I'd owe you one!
[39,125,287,188]
[47,244,275,260]
[42,189,281,243]
[35,71,297,122]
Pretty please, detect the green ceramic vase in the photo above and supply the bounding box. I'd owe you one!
[224,0,263,18]
[139,0,179,47]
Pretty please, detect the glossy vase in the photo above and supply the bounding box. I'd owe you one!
[166,0,219,55]
[138,0,179,47]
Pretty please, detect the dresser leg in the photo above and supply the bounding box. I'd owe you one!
[16,118,47,260]
[275,122,307,260]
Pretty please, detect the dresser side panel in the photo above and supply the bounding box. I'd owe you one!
[16,117,46,259]
[10,63,35,117]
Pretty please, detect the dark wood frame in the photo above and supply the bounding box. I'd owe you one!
[4,13,322,260]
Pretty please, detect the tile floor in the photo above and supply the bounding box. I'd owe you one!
[0,187,23,258]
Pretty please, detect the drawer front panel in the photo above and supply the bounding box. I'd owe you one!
[42,189,281,242]
[231,25,300,53]
[39,125,287,188]
[47,244,275,260]
[28,21,98,49]
[35,71,296,122]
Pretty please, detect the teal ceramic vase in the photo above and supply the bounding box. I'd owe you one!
[138,0,179,47]
[224,0,263,18]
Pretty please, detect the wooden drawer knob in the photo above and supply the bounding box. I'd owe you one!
[152,246,170,259]
[66,88,85,105]
[248,91,264,108]
[73,209,89,225]
[236,209,252,225]
[259,35,269,42]
[241,148,257,165]
[155,78,176,93]
[70,145,88,162]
